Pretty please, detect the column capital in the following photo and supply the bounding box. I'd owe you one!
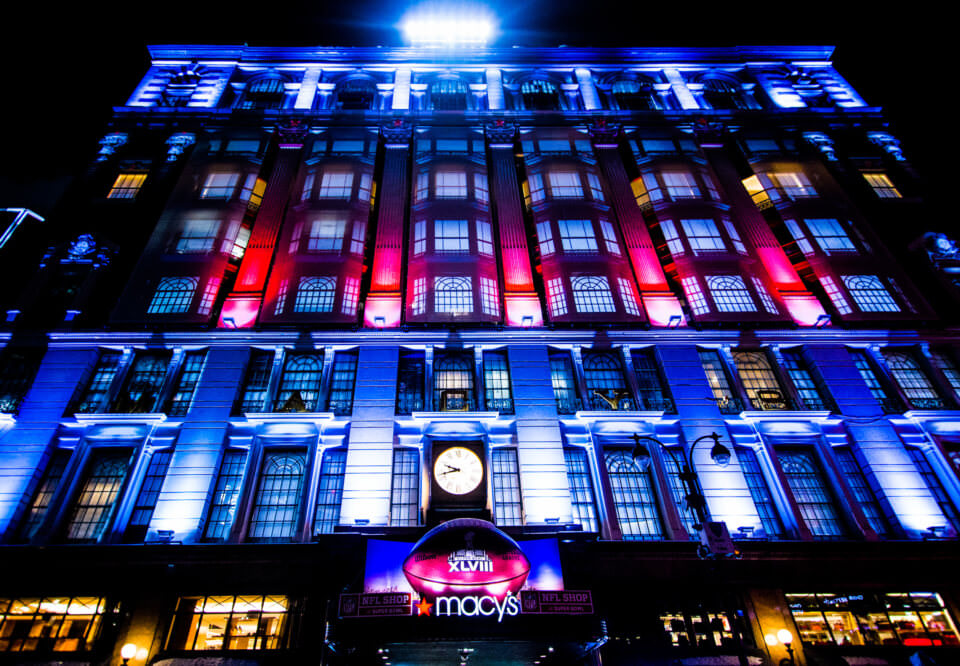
[276,119,310,148]
[803,131,838,161]
[867,131,906,161]
[380,119,413,146]
[96,133,128,161]
[588,120,622,145]
[165,133,196,162]
[484,119,517,145]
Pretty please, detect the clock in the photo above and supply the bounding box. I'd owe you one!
[433,446,484,496]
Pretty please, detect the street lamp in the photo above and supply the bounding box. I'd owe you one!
[631,431,730,530]
[764,629,795,666]
[120,643,137,665]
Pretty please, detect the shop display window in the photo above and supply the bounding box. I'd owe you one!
[0,597,106,652]
[166,595,290,651]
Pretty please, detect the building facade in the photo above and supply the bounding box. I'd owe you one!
[1,43,958,666]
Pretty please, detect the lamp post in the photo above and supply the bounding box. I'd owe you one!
[631,431,731,530]
[764,629,796,666]
[120,643,137,665]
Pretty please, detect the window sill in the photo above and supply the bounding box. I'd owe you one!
[73,413,167,424]
[574,409,667,422]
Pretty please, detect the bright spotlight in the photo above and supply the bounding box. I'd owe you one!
[401,5,495,47]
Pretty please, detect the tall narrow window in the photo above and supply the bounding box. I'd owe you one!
[247,450,306,541]
[618,278,641,317]
[492,447,522,526]
[781,349,830,410]
[203,449,247,541]
[274,352,323,412]
[681,276,709,315]
[147,277,198,314]
[931,350,960,402]
[907,447,960,534]
[604,450,664,540]
[819,275,853,315]
[662,448,700,537]
[732,350,790,410]
[841,275,900,313]
[850,349,901,413]
[632,349,673,411]
[113,351,171,413]
[881,350,945,409]
[479,276,499,316]
[396,351,425,415]
[736,446,784,538]
[390,448,421,527]
[483,350,513,414]
[125,449,173,541]
[582,351,632,411]
[564,447,598,531]
[73,351,122,414]
[698,349,742,413]
[237,350,274,413]
[536,221,555,257]
[0,349,41,415]
[434,355,474,411]
[326,351,357,415]
[19,449,72,540]
[550,351,579,414]
[314,448,347,535]
[341,277,360,316]
[600,220,621,256]
[834,447,890,537]
[776,449,845,539]
[707,275,756,313]
[546,277,567,317]
[64,449,132,542]
[571,275,616,313]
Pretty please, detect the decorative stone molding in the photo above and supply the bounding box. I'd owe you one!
[96,133,128,161]
[165,133,196,161]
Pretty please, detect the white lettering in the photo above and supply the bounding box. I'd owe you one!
[433,592,520,622]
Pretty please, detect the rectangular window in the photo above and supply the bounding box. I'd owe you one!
[806,218,856,254]
[587,172,605,201]
[600,220,621,256]
[550,351,580,414]
[416,171,429,202]
[835,447,890,537]
[732,350,790,410]
[126,449,173,539]
[698,349,742,414]
[820,275,852,315]
[433,354,475,412]
[557,219,598,252]
[632,349,672,411]
[474,173,489,204]
[907,447,960,534]
[350,221,366,256]
[198,277,222,316]
[492,447,522,526]
[273,352,324,412]
[412,277,427,315]
[73,351,122,414]
[203,450,247,541]
[661,448,700,537]
[582,351,632,410]
[477,220,493,257]
[435,170,467,198]
[175,216,220,254]
[548,170,583,198]
[166,595,290,651]
[564,447,598,532]
[247,450,307,541]
[306,215,346,251]
[341,277,360,316]
[237,350,274,413]
[780,349,829,410]
[107,172,146,199]
[785,219,815,256]
[64,448,132,542]
[681,219,726,253]
[318,170,354,198]
[483,350,513,414]
[736,446,784,538]
[165,352,206,416]
[200,172,239,199]
[435,219,470,253]
[681,276,709,315]
[396,351,425,415]
[536,221,555,257]
[314,448,347,534]
[546,276,568,317]
[931,350,960,402]
[772,171,817,199]
[618,277,641,316]
[113,350,171,413]
[480,276,499,316]
[327,351,357,415]
[785,592,959,647]
[661,607,745,648]
[752,277,779,314]
[390,448,421,527]
[413,220,426,256]
[301,172,315,200]
[723,219,748,254]
[849,349,901,413]
[571,275,616,313]
[358,173,373,203]
[0,597,107,653]
[881,349,945,409]
[776,448,845,538]
[707,275,756,313]
[662,171,700,199]
[18,449,71,541]
[526,173,545,204]
[863,172,902,198]
[0,349,41,415]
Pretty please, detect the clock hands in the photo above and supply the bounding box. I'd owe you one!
[441,464,461,475]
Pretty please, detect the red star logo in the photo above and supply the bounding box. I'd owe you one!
[414,598,434,616]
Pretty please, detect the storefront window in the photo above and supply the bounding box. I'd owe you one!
[660,606,752,648]
[166,595,290,651]
[0,597,107,652]
[786,592,959,647]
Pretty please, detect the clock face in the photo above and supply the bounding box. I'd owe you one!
[433,446,484,496]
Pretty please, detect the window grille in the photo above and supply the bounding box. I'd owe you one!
[698,349,742,414]
[604,450,664,540]
[492,448,522,526]
[780,349,829,410]
[434,219,470,253]
[842,275,900,313]
[849,349,901,413]
[412,277,427,315]
[479,277,499,316]
[732,351,789,410]
[881,350,945,409]
[147,277,198,314]
[434,276,473,314]
[0,596,107,653]
[558,219,598,252]
[632,349,673,411]
[293,276,336,313]
[274,352,323,412]
[314,448,347,534]
[327,352,357,415]
[19,449,71,540]
[247,450,307,541]
[707,275,756,313]
[483,351,513,413]
[571,275,616,313]
[862,172,902,198]
[390,448,421,526]
[618,277,641,316]
[107,172,146,199]
[776,449,845,538]
[434,354,475,411]
[113,351,170,413]
[166,595,290,651]
[681,276,709,315]
[820,275,852,315]
[550,352,579,414]
[64,449,132,542]
[703,77,747,110]
[612,77,660,110]
[237,350,274,413]
[583,351,632,410]
[203,450,247,541]
[127,449,173,536]
[736,446,784,538]
[341,277,360,316]
[73,351,122,414]
[564,447,598,531]
[661,448,700,537]
[546,276,568,317]
[521,79,560,109]
[396,352,425,415]
[931,350,960,402]
[907,447,960,533]
[835,447,890,537]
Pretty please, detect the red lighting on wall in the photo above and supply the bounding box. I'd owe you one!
[218,296,261,328]
[504,294,543,327]
[781,292,828,326]
[364,293,402,328]
[643,293,686,327]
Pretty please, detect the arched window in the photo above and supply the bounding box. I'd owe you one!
[434,354,474,411]
[702,77,748,111]
[582,351,631,410]
[274,353,323,412]
[706,275,756,313]
[776,448,845,538]
[612,77,660,110]
[335,78,378,110]
[248,450,307,541]
[841,275,900,313]
[64,449,133,542]
[294,276,337,313]
[521,78,560,110]
[881,350,944,408]
[430,78,468,110]
[571,275,616,313]
[238,76,287,110]
[147,277,198,314]
[434,276,473,314]
[732,351,789,410]
[604,450,664,540]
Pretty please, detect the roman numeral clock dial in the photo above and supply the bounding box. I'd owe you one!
[433,446,484,495]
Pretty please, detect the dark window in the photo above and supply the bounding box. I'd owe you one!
[237,350,274,414]
[274,352,323,412]
[835,447,890,537]
[238,77,286,110]
[612,78,660,110]
[335,78,378,110]
[434,354,475,412]
[166,351,206,416]
[390,448,421,527]
[850,349,902,413]
[72,351,122,414]
[662,448,700,537]
[326,351,357,415]
[881,350,947,409]
[430,78,468,110]
[0,348,41,414]
[112,351,171,413]
[703,78,748,110]
[631,349,674,412]
[550,351,580,414]
[18,449,72,541]
[314,448,347,535]
[907,447,960,534]
[125,449,173,541]
[396,351,425,415]
[564,447,598,532]
[203,450,247,541]
[521,79,560,110]
[247,450,307,542]
[483,350,513,414]
[583,351,633,411]
[63,449,133,543]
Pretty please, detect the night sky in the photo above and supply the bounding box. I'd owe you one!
[0,1,949,223]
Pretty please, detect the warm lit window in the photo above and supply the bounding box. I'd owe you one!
[391,448,421,526]
[107,172,146,199]
[571,275,616,313]
[706,275,756,313]
[698,349,741,414]
[293,276,336,313]
[732,350,789,410]
[681,219,726,253]
[147,277,198,314]
[841,275,900,313]
[18,450,72,541]
[166,595,290,650]
[435,219,470,253]
[661,606,747,648]
[434,354,475,411]
[434,276,473,314]
[863,172,902,199]
[0,597,107,653]
[492,448,522,525]
[558,219,598,252]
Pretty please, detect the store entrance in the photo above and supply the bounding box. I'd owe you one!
[361,639,599,665]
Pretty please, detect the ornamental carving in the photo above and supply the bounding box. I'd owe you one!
[380,119,413,146]
[484,119,518,145]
